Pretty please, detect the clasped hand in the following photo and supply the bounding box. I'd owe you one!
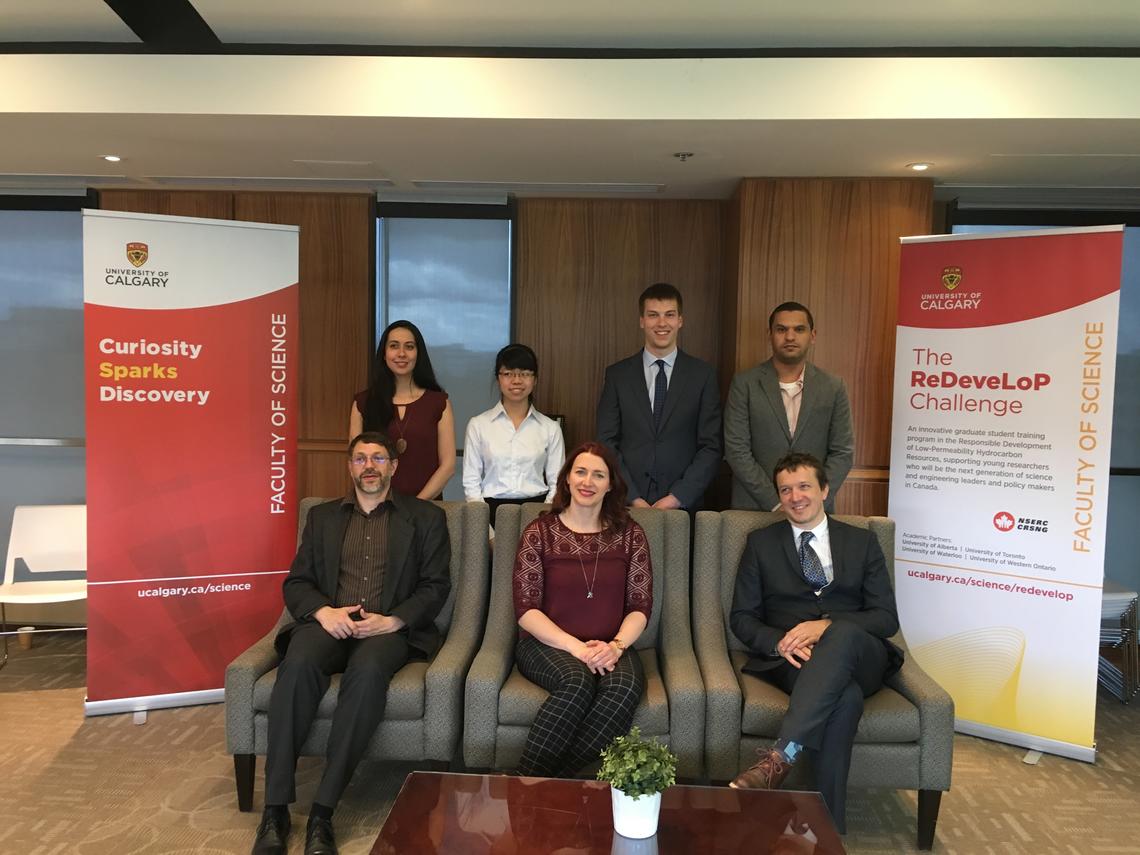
[632,494,681,510]
[776,618,832,669]
[315,604,404,639]
[576,639,621,674]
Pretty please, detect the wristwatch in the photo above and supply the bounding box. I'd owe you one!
[611,637,626,653]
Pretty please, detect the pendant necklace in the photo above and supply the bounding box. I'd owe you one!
[577,533,602,599]
[391,389,423,455]
[392,421,408,455]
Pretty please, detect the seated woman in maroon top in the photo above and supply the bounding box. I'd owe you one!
[511,441,653,777]
[349,320,456,499]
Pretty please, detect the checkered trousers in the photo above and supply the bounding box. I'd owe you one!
[515,635,644,777]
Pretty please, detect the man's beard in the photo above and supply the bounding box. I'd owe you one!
[354,469,389,494]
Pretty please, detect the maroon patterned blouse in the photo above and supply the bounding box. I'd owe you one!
[513,513,653,643]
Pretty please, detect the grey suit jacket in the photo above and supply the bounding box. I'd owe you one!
[276,491,451,659]
[596,349,722,508]
[724,359,854,511]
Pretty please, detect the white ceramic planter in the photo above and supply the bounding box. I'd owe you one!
[610,786,662,839]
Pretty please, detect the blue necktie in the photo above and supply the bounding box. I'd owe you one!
[799,531,827,590]
[652,359,667,431]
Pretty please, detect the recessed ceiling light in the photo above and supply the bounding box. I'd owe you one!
[906,162,932,172]
[101,155,122,163]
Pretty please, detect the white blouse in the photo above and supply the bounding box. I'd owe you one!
[462,403,565,502]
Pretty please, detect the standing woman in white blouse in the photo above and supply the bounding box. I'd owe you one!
[463,344,565,529]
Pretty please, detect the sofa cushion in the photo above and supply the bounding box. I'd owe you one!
[252,661,429,721]
[497,649,668,736]
[730,650,921,743]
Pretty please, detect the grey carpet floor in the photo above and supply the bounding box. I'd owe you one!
[1,632,1138,854]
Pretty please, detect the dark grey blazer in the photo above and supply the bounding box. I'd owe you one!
[724,359,854,511]
[276,491,451,659]
[596,348,722,508]
[729,517,902,676]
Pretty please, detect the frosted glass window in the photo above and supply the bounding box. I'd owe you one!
[0,207,86,608]
[0,209,84,438]
[377,215,513,500]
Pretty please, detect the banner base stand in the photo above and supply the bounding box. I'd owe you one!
[955,718,1096,763]
[85,688,224,717]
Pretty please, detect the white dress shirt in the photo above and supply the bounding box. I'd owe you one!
[778,370,805,435]
[789,515,834,591]
[642,348,677,407]
[462,402,565,502]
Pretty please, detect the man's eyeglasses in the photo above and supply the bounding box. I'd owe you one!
[350,454,390,467]
[498,370,535,380]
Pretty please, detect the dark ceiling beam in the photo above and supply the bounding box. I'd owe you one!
[3,39,1140,58]
[103,0,220,49]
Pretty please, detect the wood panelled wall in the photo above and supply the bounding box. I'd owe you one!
[515,199,724,450]
[99,183,931,516]
[722,178,934,515]
[99,190,373,498]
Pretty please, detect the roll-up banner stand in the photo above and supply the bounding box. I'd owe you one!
[889,225,1122,761]
[83,210,298,715]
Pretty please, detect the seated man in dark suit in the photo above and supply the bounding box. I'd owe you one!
[596,281,722,511]
[728,452,901,833]
[252,431,451,855]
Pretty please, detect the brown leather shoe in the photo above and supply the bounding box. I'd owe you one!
[729,748,794,790]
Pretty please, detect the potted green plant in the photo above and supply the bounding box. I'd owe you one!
[597,726,678,839]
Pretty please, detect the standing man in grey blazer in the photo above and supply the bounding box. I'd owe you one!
[597,282,722,511]
[724,302,854,511]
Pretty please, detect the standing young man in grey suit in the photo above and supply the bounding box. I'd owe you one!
[596,282,722,511]
[728,452,902,833]
[724,301,854,511]
[252,431,450,855]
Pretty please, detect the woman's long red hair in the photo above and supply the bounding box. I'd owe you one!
[549,441,630,532]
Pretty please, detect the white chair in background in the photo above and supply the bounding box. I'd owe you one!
[0,504,87,668]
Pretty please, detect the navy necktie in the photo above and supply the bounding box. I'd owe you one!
[799,531,827,590]
[652,359,667,431]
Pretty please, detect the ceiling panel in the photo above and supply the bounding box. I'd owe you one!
[191,0,1140,48]
[0,0,139,42]
[4,113,1140,198]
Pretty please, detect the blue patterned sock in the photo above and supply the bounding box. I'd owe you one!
[774,738,803,763]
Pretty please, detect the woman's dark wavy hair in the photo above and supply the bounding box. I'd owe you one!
[550,441,630,532]
[362,320,444,431]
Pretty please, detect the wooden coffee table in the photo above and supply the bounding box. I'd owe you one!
[371,771,845,853]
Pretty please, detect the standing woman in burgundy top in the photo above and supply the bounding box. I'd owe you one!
[512,440,653,777]
[350,320,456,499]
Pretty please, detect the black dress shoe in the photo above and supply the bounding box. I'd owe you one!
[251,806,290,855]
[305,816,338,855]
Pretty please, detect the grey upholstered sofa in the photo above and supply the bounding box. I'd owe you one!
[224,497,489,810]
[463,504,704,778]
[693,510,953,850]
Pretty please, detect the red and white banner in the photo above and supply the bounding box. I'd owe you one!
[889,226,1122,760]
[83,210,298,713]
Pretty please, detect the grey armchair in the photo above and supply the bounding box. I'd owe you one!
[693,510,953,850]
[224,497,490,810]
[463,504,704,778]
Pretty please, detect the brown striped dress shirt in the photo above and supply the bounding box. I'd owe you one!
[335,494,391,612]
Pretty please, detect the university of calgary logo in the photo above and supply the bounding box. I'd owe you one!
[126,242,149,268]
[941,266,962,291]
